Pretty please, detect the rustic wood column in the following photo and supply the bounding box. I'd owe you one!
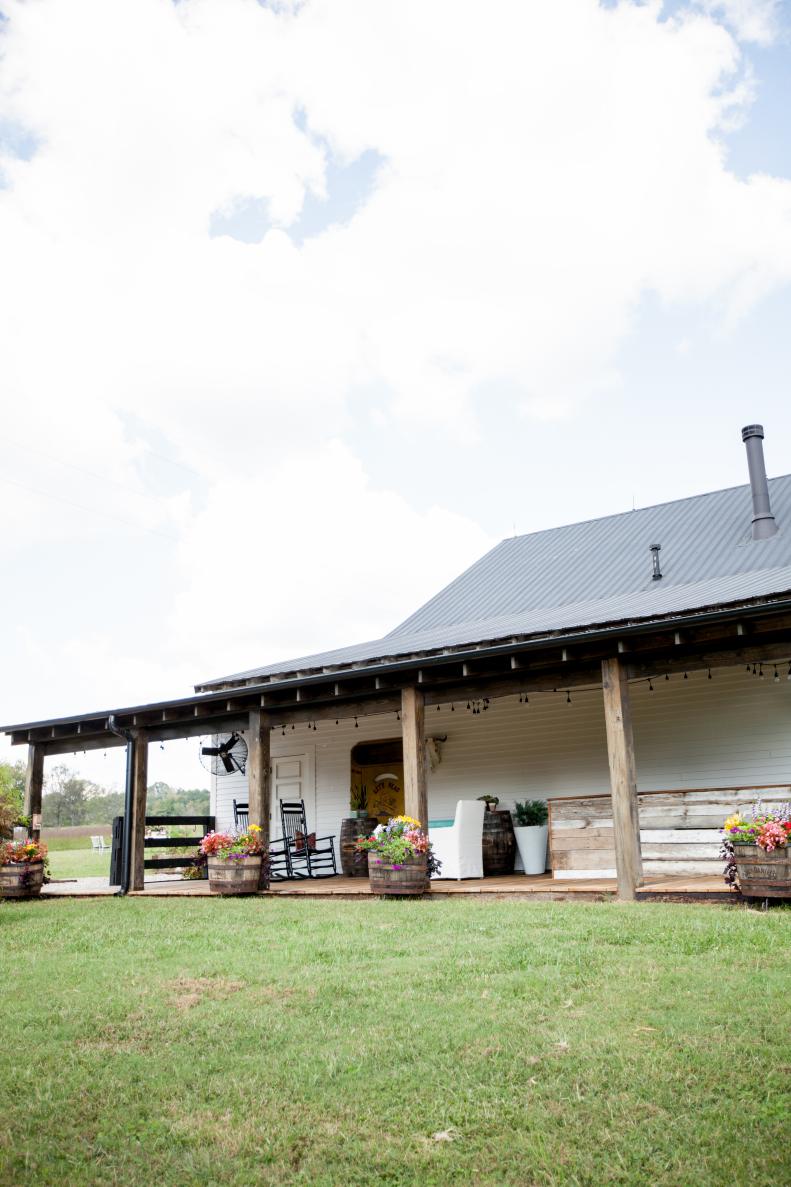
[24,745,45,841]
[401,687,428,827]
[130,730,148,891]
[601,657,643,900]
[247,709,271,836]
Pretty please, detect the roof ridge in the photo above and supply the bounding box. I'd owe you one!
[497,472,791,547]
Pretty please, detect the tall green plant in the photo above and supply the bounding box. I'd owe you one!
[513,800,548,827]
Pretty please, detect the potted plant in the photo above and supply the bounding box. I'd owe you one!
[349,784,370,820]
[200,825,270,895]
[721,803,791,898]
[341,786,378,878]
[356,815,441,896]
[0,838,49,899]
[513,800,549,875]
[477,795,499,812]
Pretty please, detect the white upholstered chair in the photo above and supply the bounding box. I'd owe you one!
[429,800,486,880]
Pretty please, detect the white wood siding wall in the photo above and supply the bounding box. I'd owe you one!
[212,665,791,866]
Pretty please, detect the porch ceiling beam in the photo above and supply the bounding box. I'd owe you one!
[31,715,248,756]
[625,639,791,680]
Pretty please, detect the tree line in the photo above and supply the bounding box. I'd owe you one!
[0,759,209,829]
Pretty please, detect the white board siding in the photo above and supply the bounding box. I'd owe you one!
[212,664,791,872]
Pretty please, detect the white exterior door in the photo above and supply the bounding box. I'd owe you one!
[270,751,314,840]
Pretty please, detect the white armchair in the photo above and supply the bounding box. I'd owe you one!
[429,800,486,880]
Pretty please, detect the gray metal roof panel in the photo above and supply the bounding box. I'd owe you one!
[197,477,791,689]
[388,476,791,636]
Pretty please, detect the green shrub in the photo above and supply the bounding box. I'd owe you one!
[513,800,548,826]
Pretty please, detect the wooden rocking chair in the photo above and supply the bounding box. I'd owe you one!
[278,800,338,878]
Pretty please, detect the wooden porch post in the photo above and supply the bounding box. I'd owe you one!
[247,708,271,835]
[24,745,45,841]
[401,687,428,827]
[130,730,148,892]
[601,657,643,901]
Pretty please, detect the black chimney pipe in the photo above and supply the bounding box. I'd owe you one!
[741,425,778,540]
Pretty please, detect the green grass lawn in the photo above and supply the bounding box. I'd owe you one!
[0,898,788,1187]
[45,847,111,880]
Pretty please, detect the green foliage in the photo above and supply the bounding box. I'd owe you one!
[513,800,548,827]
[0,899,788,1186]
[0,760,26,836]
[39,766,209,827]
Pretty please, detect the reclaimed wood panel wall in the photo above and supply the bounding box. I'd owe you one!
[549,785,791,879]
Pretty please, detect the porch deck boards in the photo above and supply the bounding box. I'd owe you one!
[120,872,732,901]
[38,872,733,900]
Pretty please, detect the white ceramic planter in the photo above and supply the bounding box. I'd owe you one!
[514,825,548,875]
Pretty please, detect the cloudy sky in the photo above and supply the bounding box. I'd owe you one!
[1,0,790,790]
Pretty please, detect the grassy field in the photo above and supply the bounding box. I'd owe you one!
[0,897,788,1187]
[45,847,111,880]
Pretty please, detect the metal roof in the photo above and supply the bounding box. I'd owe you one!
[196,475,791,690]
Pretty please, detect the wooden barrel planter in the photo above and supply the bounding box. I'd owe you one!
[482,810,516,876]
[367,853,428,896]
[207,855,264,895]
[340,816,378,877]
[734,845,791,899]
[0,862,45,899]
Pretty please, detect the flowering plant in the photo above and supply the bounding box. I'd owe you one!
[355,815,441,876]
[722,804,791,850]
[200,825,267,861]
[0,839,48,864]
[721,801,791,889]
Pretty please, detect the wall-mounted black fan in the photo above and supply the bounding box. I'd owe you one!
[200,732,248,776]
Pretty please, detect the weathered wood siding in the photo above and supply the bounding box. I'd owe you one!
[211,664,791,873]
[549,786,791,879]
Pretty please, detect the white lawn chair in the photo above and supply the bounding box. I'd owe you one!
[90,836,107,853]
[429,800,486,880]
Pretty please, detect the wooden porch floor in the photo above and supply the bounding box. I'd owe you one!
[38,872,733,901]
[123,872,732,902]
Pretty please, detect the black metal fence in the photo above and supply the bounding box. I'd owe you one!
[110,814,215,885]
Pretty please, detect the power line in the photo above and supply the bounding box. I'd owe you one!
[0,475,179,542]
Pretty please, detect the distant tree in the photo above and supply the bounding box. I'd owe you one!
[0,759,26,816]
[42,765,91,827]
[0,759,27,835]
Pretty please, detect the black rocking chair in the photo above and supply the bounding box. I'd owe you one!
[232,799,290,881]
[279,800,338,878]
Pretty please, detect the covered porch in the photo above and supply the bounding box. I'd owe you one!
[6,591,790,903]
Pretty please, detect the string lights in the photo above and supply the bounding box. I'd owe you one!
[239,656,791,738]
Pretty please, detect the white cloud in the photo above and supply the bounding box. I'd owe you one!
[1,0,791,775]
[697,1,782,46]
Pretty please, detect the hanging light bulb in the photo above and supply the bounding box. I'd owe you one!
[437,704,441,712]
[566,690,572,704]
[683,671,688,680]
[665,673,670,681]
[774,666,780,684]
[648,679,654,692]
[708,668,713,680]
[746,663,752,673]
[451,703,455,712]
[759,664,764,679]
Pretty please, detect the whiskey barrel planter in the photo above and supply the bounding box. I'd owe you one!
[0,862,45,899]
[340,816,378,877]
[367,853,428,896]
[207,855,264,895]
[734,845,791,899]
[482,810,516,875]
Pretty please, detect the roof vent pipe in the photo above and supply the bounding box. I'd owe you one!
[649,544,662,580]
[741,425,778,540]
